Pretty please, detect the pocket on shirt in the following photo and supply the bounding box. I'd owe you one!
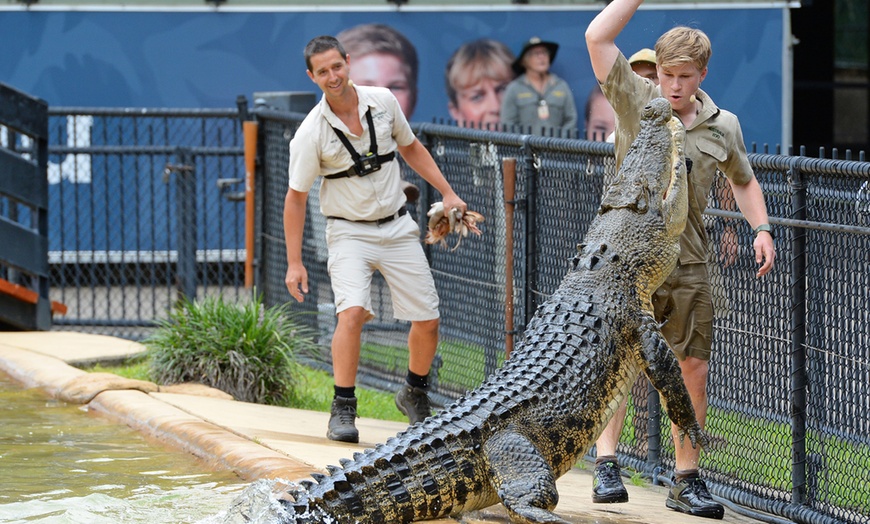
[696,137,727,163]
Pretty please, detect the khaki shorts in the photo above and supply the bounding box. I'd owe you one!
[652,263,713,361]
[325,213,439,322]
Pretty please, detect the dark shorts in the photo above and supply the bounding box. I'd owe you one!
[652,263,714,361]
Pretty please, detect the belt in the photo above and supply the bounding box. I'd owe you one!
[328,205,407,225]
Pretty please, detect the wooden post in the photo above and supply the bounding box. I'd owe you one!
[243,121,258,289]
[503,157,517,359]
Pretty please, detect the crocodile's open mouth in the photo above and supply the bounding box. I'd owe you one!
[663,116,686,201]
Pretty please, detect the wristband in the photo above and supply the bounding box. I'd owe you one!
[754,223,773,239]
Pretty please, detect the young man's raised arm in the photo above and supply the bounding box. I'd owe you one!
[585,0,644,83]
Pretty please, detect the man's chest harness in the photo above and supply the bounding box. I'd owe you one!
[324,108,396,180]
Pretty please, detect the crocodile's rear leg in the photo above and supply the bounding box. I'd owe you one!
[484,429,570,524]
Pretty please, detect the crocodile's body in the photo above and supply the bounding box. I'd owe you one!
[280,98,707,524]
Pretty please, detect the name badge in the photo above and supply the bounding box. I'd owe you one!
[537,100,550,120]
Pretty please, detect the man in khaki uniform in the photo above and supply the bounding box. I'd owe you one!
[585,0,776,518]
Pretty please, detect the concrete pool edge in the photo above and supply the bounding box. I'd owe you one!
[0,335,319,482]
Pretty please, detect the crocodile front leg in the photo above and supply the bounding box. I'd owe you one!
[484,428,570,524]
[637,314,711,450]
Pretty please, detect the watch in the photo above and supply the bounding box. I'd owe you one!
[754,223,773,239]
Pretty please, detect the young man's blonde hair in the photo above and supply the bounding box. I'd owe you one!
[654,26,712,72]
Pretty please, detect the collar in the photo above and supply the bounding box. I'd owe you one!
[651,86,720,129]
[522,72,554,88]
[320,84,376,135]
[693,89,720,124]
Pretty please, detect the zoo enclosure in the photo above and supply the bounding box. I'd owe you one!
[38,102,870,524]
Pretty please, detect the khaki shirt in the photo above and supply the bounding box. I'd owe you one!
[602,53,755,265]
[501,73,578,135]
[288,85,414,221]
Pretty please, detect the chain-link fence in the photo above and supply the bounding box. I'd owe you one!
[255,108,869,524]
[40,102,869,524]
[47,107,248,340]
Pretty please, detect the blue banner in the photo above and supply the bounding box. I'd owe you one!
[1,7,785,144]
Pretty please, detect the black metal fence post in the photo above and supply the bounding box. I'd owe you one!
[788,158,809,508]
[521,136,538,327]
[171,147,197,302]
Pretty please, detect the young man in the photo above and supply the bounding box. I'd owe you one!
[585,0,776,518]
[284,35,466,443]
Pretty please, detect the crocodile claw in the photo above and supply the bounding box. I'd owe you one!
[678,422,712,450]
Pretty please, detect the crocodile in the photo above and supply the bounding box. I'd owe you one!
[279,97,706,524]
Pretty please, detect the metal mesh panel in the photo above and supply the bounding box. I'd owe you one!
[46,102,870,524]
[256,110,870,524]
[803,171,870,522]
[423,134,526,396]
[47,109,246,340]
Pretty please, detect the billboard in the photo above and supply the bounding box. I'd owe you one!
[1,5,789,145]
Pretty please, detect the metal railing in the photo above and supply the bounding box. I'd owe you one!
[46,107,247,339]
[254,108,869,524]
[40,102,870,524]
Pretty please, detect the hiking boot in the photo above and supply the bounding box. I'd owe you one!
[592,460,629,503]
[395,384,432,425]
[666,476,725,519]
[327,396,359,443]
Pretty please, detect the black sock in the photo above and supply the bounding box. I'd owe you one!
[406,370,428,389]
[674,468,700,483]
[334,385,355,399]
[596,455,619,467]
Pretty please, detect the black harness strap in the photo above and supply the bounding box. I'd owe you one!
[324,108,395,179]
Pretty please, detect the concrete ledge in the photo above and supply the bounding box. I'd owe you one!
[89,389,316,482]
[0,344,86,395]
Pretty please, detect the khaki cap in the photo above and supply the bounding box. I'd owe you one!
[628,48,656,66]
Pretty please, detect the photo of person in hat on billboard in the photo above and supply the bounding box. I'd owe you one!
[500,36,578,137]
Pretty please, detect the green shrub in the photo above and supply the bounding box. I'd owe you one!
[145,294,315,405]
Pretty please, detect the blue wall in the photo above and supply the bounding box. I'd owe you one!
[1,7,785,144]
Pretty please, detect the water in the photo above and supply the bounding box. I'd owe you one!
[0,372,249,523]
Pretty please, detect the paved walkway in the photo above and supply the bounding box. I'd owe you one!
[0,331,764,524]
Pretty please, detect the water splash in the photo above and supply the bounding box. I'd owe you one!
[198,479,348,524]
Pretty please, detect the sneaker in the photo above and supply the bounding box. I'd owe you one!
[666,476,725,519]
[592,461,629,503]
[395,384,432,425]
[327,396,359,443]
